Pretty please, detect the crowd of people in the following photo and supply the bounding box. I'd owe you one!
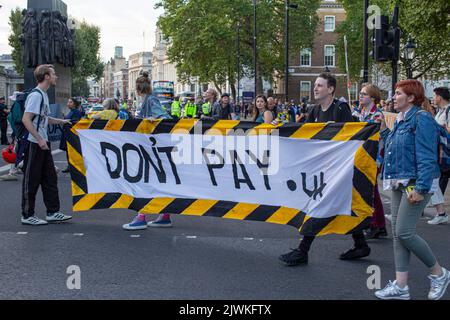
[1,64,449,300]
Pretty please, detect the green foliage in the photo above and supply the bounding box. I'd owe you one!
[71,21,104,80]
[8,8,24,75]
[71,21,104,96]
[155,0,320,94]
[71,77,90,97]
[336,0,450,81]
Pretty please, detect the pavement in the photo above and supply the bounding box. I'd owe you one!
[0,140,449,300]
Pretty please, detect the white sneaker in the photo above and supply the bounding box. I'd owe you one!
[46,212,72,223]
[375,280,411,300]
[428,268,450,300]
[0,173,18,181]
[21,216,48,226]
[428,215,449,225]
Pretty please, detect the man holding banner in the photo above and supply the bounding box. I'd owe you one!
[279,73,371,266]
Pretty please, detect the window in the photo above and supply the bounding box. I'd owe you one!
[300,49,311,67]
[300,81,311,101]
[324,16,335,32]
[190,84,196,92]
[324,45,335,67]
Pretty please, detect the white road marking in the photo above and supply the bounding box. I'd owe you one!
[186,236,197,239]
[130,235,141,238]
[244,238,254,241]
[73,233,84,236]
[17,232,28,235]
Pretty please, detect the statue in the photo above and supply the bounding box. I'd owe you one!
[68,28,75,67]
[39,10,53,64]
[52,11,64,65]
[61,15,71,67]
[19,7,75,68]
[22,9,39,67]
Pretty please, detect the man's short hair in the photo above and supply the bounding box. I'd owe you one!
[434,87,450,101]
[34,64,55,83]
[318,72,337,95]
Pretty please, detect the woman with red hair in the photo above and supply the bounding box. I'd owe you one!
[375,80,450,300]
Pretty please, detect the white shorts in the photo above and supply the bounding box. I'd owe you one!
[429,186,445,206]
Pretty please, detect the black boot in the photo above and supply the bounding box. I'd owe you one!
[279,248,308,266]
[364,226,388,239]
[340,231,371,260]
[339,246,371,260]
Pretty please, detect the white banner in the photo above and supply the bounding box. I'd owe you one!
[77,130,363,219]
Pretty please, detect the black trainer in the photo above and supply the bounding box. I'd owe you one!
[62,167,70,173]
[279,249,309,266]
[364,227,388,240]
[339,246,371,260]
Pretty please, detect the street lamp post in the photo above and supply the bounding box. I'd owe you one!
[404,37,417,79]
[237,22,241,104]
[363,0,369,83]
[285,0,298,103]
[253,0,257,97]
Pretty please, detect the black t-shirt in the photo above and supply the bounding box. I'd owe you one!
[306,99,354,123]
[0,103,8,119]
[219,103,234,120]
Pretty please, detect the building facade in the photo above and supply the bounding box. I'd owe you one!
[151,28,204,96]
[280,0,350,103]
[113,69,129,100]
[128,52,152,100]
[0,55,24,105]
[102,46,127,99]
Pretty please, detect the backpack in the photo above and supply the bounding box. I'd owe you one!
[7,89,44,141]
[311,99,356,122]
[410,110,450,172]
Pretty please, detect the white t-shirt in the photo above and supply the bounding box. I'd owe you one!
[435,104,450,127]
[24,87,50,143]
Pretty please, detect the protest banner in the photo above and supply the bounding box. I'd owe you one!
[66,119,379,236]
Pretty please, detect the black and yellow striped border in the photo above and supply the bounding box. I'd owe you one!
[66,119,379,236]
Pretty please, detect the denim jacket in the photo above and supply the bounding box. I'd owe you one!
[138,94,172,120]
[380,106,440,194]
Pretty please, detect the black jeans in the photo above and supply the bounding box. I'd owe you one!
[22,142,60,218]
[439,171,450,195]
[298,231,368,253]
[0,118,8,144]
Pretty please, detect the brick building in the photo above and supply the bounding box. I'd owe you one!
[278,0,351,103]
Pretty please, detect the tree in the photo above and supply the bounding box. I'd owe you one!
[71,21,104,96]
[336,0,450,82]
[8,8,24,75]
[155,0,320,96]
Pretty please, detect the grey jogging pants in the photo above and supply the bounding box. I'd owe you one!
[391,188,437,272]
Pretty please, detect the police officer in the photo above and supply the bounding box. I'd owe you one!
[171,97,181,120]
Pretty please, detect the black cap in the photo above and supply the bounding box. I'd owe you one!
[0,96,5,100]
[221,93,230,98]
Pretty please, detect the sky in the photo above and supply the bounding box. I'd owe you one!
[0,0,164,61]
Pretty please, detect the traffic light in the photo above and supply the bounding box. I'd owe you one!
[373,12,401,62]
[374,16,391,62]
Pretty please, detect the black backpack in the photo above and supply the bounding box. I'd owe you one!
[10,89,45,140]
[311,99,356,123]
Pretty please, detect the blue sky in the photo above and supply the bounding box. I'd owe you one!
[0,0,163,61]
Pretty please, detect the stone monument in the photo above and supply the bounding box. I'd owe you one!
[20,0,75,141]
